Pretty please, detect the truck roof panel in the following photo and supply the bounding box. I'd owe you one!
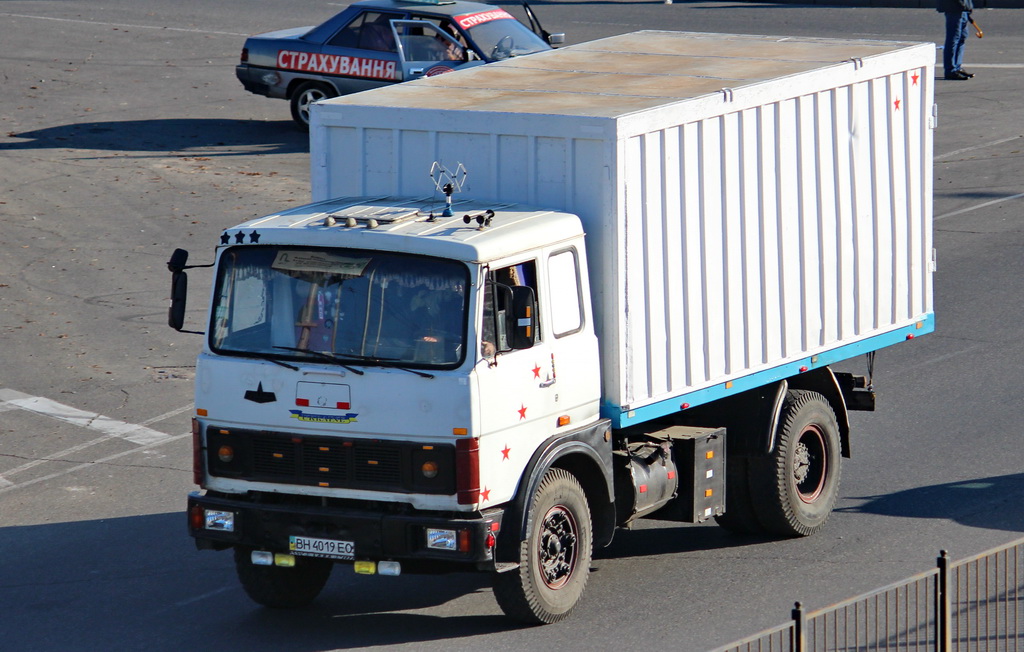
[226,196,584,263]
[321,30,932,119]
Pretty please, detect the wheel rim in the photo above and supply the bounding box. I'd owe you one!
[793,424,828,503]
[538,504,578,589]
[297,89,326,124]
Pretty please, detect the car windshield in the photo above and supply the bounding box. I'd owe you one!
[210,246,469,368]
[457,12,549,60]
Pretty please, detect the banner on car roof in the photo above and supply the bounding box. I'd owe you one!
[455,9,514,30]
[276,50,399,81]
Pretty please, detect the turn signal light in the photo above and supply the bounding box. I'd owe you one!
[421,461,439,478]
[218,445,234,463]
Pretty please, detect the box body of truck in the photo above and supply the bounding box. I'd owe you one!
[175,30,935,624]
[311,30,936,428]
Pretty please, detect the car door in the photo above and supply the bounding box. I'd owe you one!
[319,10,405,95]
[389,19,483,81]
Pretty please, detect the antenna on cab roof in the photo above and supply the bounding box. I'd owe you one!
[429,161,467,217]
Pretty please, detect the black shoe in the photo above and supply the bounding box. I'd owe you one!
[945,70,970,80]
[959,69,975,78]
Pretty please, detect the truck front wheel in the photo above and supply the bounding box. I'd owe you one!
[493,468,593,624]
[233,547,333,608]
[751,389,841,537]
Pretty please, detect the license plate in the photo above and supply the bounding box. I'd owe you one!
[289,535,355,560]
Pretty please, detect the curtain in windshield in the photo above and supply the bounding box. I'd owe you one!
[211,246,468,367]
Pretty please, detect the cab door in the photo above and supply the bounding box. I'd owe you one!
[390,20,482,80]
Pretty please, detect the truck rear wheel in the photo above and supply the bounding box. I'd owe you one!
[751,390,841,537]
[493,468,592,624]
[233,547,333,608]
[289,81,335,129]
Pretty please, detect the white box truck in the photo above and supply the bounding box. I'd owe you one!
[169,30,936,623]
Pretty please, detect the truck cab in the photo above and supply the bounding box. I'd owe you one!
[174,196,607,613]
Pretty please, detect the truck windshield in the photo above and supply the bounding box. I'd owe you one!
[210,246,468,368]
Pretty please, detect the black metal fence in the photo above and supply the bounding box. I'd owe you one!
[712,537,1024,652]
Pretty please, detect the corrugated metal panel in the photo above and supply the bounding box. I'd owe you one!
[311,31,935,418]
[610,69,932,409]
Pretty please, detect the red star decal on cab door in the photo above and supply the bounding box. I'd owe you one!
[501,445,511,460]
[518,404,527,420]
[480,487,491,502]
[532,364,541,378]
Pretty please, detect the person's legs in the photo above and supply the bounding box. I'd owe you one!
[942,11,966,75]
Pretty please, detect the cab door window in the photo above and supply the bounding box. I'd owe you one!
[481,261,539,358]
[548,248,583,337]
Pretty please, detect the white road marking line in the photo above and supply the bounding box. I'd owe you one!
[0,388,172,445]
[935,191,1024,221]
[0,388,192,485]
[0,431,192,496]
[0,399,193,483]
[174,586,236,608]
[0,12,249,37]
[935,135,1023,162]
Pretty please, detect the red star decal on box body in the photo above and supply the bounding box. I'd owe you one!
[501,444,511,460]
[480,486,491,502]
[894,99,901,111]
[518,404,527,420]
[532,364,541,378]
[912,73,920,86]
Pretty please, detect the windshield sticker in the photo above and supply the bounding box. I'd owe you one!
[272,251,371,276]
[276,50,398,80]
[425,65,455,77]
[289,409,359,424]
[455,9,514,29]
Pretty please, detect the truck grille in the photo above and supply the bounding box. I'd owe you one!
[207,427,454,495]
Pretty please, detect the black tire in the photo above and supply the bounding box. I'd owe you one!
[233,547,333,608]
[289,81,335,130]
[714,455,766,535]
[493,468,593,624]
[750,390,842,537]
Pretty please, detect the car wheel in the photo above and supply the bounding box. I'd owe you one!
[290,81,335,130]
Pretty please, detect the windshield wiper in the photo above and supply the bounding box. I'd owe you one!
[273,346,366,375]
[332,353,436,379]
[246,351,299,371]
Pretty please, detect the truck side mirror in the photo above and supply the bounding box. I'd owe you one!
[509,285,537,350]
[169,270,188,331]
[168,248,189,273]
[167,249,189,331]
[547,33,565,47]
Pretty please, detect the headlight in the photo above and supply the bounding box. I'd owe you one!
[205,509,235,532]
[426,528,457,551]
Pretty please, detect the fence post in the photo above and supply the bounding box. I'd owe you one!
[937,550,952,652]
[792,601,806,652]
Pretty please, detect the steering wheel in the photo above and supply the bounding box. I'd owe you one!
[490,35,513,60]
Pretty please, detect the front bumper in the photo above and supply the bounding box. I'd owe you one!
[187,491,504,572]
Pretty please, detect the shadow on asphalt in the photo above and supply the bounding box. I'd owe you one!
[0,118,306,156]
[0,512,522,651]
[838,472,1024,533]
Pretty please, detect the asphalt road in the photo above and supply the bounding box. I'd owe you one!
[2,1,1023,650]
